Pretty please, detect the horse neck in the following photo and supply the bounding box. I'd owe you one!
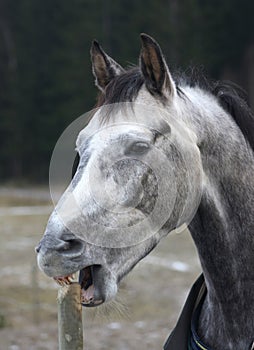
[184,89,254,349]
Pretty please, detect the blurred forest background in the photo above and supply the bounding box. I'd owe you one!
[1,0,254,182]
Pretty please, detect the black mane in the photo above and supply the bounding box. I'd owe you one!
[96,66,254,152]
[211,81,254,151]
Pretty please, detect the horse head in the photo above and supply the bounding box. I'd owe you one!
[36,34,202,306]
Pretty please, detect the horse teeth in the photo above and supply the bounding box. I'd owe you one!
[55,279,62,286]
[53,274,77,287]
[69,274,75,281]
[81,297,89,304]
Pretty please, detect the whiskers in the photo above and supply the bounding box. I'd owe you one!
[97,296,130,321]
[84,290,130,324]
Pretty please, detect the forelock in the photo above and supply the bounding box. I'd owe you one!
[96,67,144,107]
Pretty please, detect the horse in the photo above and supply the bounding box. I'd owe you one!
[36,34,254,350]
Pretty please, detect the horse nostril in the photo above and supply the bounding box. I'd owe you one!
[55,241,72,251]
[55,238,84,257]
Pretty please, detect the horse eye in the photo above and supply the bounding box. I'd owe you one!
[126,141,150,155]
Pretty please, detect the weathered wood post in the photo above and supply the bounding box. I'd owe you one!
[57,282,83,350]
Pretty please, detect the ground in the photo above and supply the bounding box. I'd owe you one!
[0,187,201,350]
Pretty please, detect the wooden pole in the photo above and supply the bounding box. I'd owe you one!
[31,264,40,325]
[57,282,83,350]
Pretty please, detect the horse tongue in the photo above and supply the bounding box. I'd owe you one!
[81,284,95,304]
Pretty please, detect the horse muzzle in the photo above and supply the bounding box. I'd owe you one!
[35,235,117,307]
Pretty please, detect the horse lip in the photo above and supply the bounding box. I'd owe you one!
[82,299,104,307]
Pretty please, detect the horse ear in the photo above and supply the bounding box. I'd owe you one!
[139,33,176,98]
[90,40,125,92]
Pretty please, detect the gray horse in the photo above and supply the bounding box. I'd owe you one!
[36,34,254,350]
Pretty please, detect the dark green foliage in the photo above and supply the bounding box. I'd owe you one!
[0,0,253,181]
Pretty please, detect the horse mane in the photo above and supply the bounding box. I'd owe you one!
[211,81,254,151]
[96,66,254,152]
